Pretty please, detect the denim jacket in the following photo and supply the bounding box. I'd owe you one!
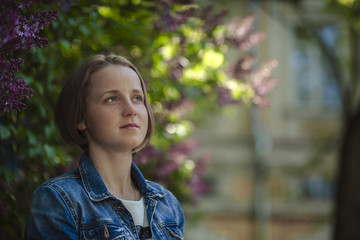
[25,153,185,240]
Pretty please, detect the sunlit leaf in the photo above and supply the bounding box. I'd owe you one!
[202,48,224,69]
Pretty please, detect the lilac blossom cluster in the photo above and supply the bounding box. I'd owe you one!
[0,0,58,113]
[134,140,200,179]
[0,58,33,112]
[220,15,279,107]
[250,59,279,107]
[153,0,196,32]
[189,152,211,196]
[134,140,212,196]
[199,5,228,34]
[225,16,266,51]
[217,86,238,106]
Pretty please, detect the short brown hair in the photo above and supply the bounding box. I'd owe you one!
[54,54,155,152]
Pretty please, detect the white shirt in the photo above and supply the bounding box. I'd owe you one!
[121,197,152,240]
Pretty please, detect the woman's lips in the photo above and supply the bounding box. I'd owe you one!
[120,123,139,129]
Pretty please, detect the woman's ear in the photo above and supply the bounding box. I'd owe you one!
[77,121,87,131]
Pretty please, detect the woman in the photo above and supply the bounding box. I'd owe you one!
[25,54,185,240]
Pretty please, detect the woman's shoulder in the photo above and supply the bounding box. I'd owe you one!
[145,180,185,226]
[145,180,180,202]
[36,168,82,194]
[30,168,89,214]
[145,180,168,194]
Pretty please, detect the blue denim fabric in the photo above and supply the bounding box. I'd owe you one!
[25,153,185,240]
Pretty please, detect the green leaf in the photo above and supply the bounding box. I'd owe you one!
[0,125,11,139]
[44,144,57,166]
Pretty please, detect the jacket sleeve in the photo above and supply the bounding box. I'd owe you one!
[173,192,185,236]
[25,185,78,240]
[162,187,186,238]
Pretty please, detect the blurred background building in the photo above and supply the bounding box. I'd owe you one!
[185,0,341,239]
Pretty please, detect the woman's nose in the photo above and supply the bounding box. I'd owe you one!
[122,100,137,117]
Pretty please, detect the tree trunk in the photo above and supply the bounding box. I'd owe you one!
[334,108,360,240]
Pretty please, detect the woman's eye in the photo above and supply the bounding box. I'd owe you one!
[105,97,118,103]
[134,96,143,102]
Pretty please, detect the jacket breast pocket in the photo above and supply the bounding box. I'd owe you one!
[160,222,184,240]
[81,223,126,240]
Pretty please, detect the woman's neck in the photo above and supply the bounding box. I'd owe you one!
[88,147,140,201]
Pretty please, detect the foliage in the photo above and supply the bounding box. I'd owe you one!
[0,0,277,238]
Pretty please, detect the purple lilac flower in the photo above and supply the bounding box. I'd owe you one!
[133,146,161,165]
[199,5,227,33]
[217,86,239,106]
[164,98,194,118]
[190,174,212,196]
[226,15,265,51]
[0,0,58,113]
[249,60,279,107]
[153,0,196,32]
[190,152,212,196]
[232,55,256,79]
[155,140,201,176]
[0,59,34,113]
[0,11,20,49]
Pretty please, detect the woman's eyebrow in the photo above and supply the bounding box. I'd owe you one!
[132,89,144,95]
[98,89,143,99]
[98,89,120,100]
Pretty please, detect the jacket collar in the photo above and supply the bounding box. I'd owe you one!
[79,152,165,201]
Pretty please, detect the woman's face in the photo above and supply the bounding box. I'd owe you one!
[77,65,148,153]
